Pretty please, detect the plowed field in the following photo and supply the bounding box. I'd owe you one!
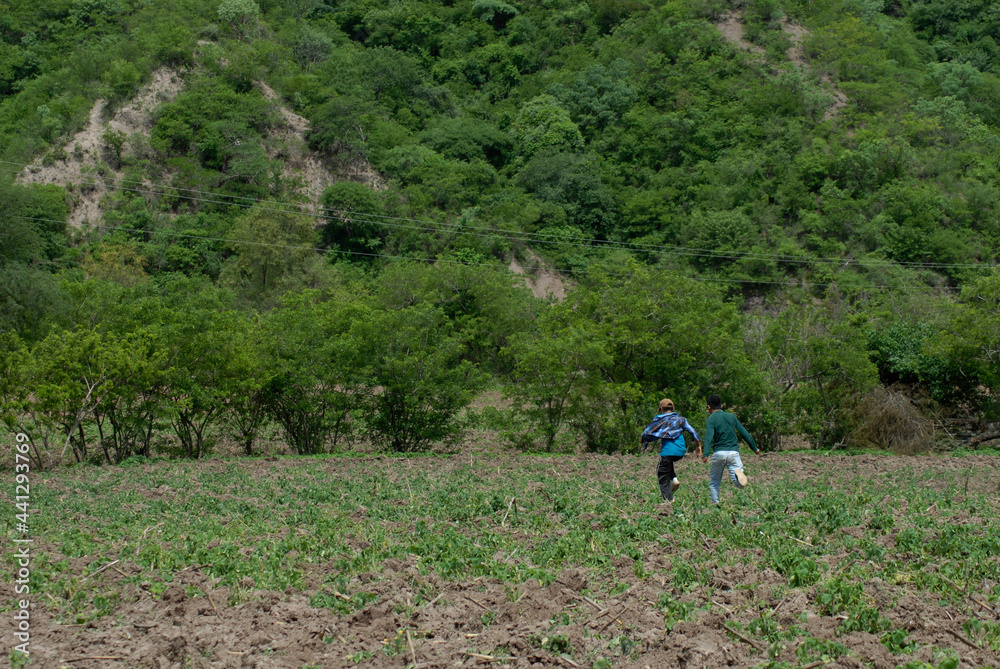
[4,452,999,668]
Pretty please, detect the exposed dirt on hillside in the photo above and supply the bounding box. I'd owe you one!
[777,18,849,120]
[820,77,850,121]
[114,68,186,135]
[256,82,385,215]
[17,70,387,229]
[714,12,848,121]
[20,100,110,227]
[782,17,809,66]
[9,453,1000,668]
[508,251,569,301]
[715,12,765,55]
[18,68,184,227]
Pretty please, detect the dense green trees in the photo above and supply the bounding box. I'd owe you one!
[319,181,384,254]
[0,180,68,337]
[1,273,488,464]
[951,271,1000,418]
[221,208,320,302]
[505,261,775,452]
[355,304,481,452]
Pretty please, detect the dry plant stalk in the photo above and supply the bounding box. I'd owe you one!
[851,387,934,455]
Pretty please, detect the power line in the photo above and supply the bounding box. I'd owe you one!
[13,160,782,265]
[4,158,996,271]
[10,160,809,265]
[11,214,967,292]
[13,167,992,269]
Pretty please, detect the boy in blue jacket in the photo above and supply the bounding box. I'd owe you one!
[641,399,701,502]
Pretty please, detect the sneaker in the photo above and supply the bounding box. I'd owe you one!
[734,468,748,486]
[663,478,679,502]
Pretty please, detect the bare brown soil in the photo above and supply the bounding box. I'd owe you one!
[715,12,765,55]
[256,81,385,213]
[781,18,809,68]
[6,453,1000,668]
[508,252,569,301]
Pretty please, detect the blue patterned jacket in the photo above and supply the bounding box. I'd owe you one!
[641,412,700,457]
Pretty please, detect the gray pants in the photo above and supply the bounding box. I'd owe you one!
[709,451,744,503]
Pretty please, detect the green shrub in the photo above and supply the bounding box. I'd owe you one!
[101,59,143,99]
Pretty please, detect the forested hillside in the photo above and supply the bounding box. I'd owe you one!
[2,0,999,464]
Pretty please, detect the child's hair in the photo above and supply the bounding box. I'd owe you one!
[706,394,723,410]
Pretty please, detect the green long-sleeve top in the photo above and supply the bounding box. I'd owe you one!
[701,410,758,457]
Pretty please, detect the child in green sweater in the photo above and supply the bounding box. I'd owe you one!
[700,394,760,504]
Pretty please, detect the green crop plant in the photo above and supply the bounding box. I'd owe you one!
[747,611,792,645]
[311,588,378,614]
[381,629,408,658]
[796,637,848,664]
[606,634,637,657]
[881,628,916,654]
[768,546,822,586]
[895,527,925,553]
[347,649,375,663]
[898,653,960,669]
[813,572,893,635]
[670,563,699,590]
[530,632,571,654]
[867,507,895,532]
[976,621,1000,653]
[656,594,698,632]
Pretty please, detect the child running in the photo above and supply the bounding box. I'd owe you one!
[700,394,760,505]
[641,399,701,502]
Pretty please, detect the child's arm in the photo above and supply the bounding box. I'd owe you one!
[682,418,700,443]
[701,421,714,462]
[683,419,701,452]
[735,419,760,454]
[639,418,657,451]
